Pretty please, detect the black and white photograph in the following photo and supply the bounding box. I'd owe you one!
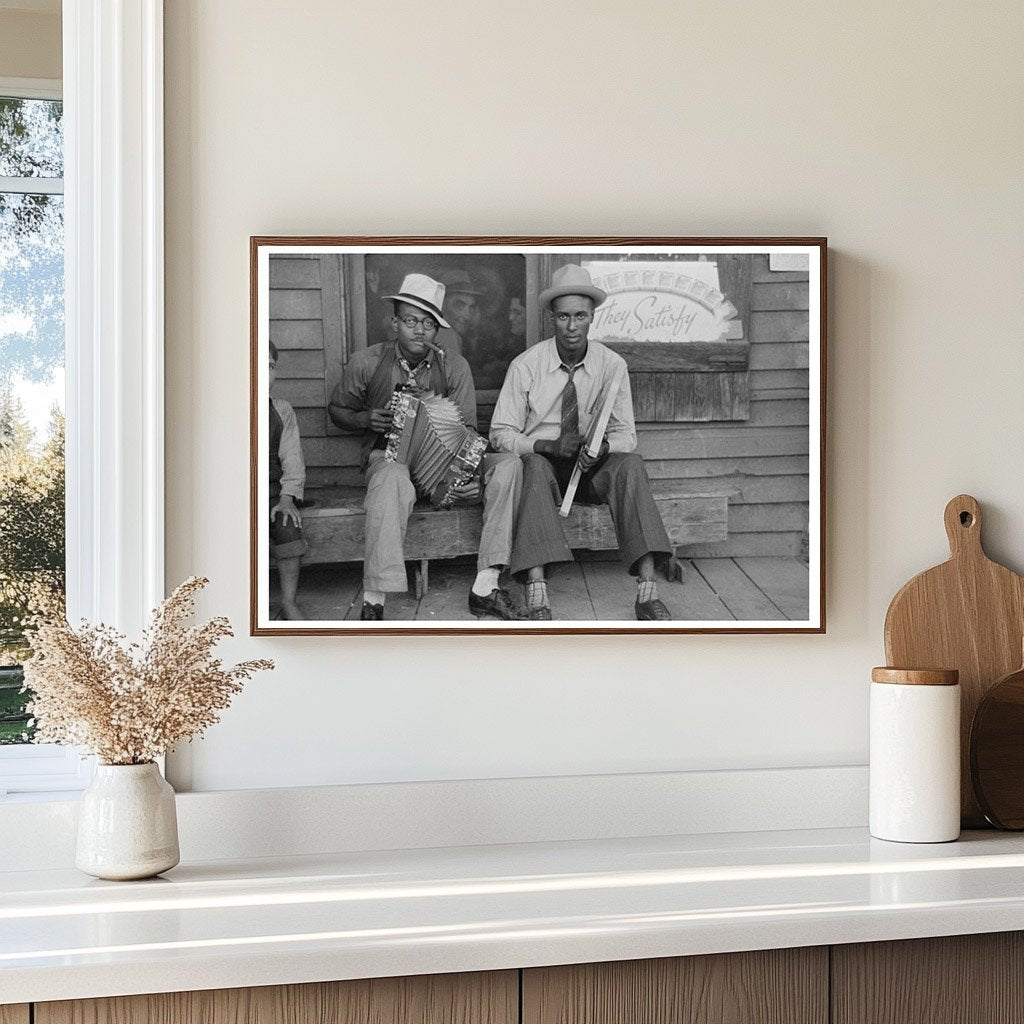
[250,238,825,634]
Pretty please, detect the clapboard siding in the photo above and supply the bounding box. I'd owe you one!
[639,426,808,460]
[270,320,324,350]
[269,256,321,288]
[302,436,362,468]
[751,368,809,393]
[266,254,814,559]
[269,288,322,319]
[635,272,813,554]
[269,255,347,494]
[276,349,325,378]
[749,342,810,370]
[646,454,809,478]
[645,470,809,504]
[750,282,809,311]
[271,378,328,408]
[678,531,805,558]
[294,407,328,437]
[749,310,809,342]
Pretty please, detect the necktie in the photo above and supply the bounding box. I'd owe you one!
[560,363,580,437]
[397,352,430,389]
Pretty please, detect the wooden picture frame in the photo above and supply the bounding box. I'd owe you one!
[251,237,826,635]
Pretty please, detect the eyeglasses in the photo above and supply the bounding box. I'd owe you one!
[396,314,439,332]
[554,311,592,325]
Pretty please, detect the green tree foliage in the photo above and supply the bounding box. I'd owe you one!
[0,394,65,743]
[0,391,65,657]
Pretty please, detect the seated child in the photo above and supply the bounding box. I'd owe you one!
[269,341,308,619]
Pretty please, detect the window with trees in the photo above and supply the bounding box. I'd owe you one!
[0,89,65,754]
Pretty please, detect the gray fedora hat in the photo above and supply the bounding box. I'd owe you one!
[438,269,484,296]
[538,264,608,311]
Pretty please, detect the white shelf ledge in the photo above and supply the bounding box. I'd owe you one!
[4,826,1024,1005]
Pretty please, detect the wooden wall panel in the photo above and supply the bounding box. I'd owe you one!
[320,254,347,436]
[638,425,809,461]
[523,949,828,1024]
[749,310,809,342]
[749,342,810,371]
[750,282,809,311]
[0,1006,29,1024]
[832,933,1024,1024]
[631,371,749,422]
[676,531,804,558]
[268,255,321,289]
[269,320,324,349]
[269,288,322,320]
[37,971,518,1024]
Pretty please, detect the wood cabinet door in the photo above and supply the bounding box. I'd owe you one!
[522,949,828,1024]
[0,1007,30,1024]
[35,971,518,1024]
[832,932,1024,1024]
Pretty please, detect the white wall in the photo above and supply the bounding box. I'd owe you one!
[163,0,1024,792]
[0,7,61,80]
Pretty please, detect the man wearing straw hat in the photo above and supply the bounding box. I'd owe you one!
[490,264,673,621]
[329,272,523,622]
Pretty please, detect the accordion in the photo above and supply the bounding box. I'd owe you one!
[384,388,487,509]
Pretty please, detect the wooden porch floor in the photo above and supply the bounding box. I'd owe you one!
[272,556,809,623]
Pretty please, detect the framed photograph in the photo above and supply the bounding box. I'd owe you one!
[250,237,826,635]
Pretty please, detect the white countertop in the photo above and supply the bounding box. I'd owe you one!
[4,826,1024,1005]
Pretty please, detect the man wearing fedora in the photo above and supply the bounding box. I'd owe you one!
[490,264,674,621]
[439,269,484,352]
[329,273,523,621]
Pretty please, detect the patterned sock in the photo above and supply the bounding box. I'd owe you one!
[472,568,500,597]
[364,590,385,607]
[526,580,549,609]
[637,579,658,604]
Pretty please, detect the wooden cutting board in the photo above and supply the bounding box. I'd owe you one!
[884,494,1024,826]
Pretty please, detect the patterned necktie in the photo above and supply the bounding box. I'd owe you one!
[560,363,580,437]
[397,352,430,390]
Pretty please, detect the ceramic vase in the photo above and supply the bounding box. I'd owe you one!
[76,762,180,880]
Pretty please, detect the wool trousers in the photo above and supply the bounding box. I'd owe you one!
[362,450,521,592]
[509,451,672,579]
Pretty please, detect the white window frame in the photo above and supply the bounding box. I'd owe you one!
[0,0,164,797]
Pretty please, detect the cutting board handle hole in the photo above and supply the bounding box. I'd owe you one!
[960,511,974,527]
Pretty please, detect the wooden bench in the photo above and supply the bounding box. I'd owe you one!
[299,484,732,596]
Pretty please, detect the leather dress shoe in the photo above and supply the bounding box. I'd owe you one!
[635,597,671,621]
[360,602,384,621]
[468,588,524,620]
[527,605,553,621]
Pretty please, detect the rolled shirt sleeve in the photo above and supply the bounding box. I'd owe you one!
[490,358,536,456]
[603,358,638,453]
[273,398,305,501]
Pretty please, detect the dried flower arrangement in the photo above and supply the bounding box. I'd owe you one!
[22,577,272,765]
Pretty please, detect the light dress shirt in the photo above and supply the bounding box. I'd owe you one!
[490,339,637,456]
[271,396,305,501]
